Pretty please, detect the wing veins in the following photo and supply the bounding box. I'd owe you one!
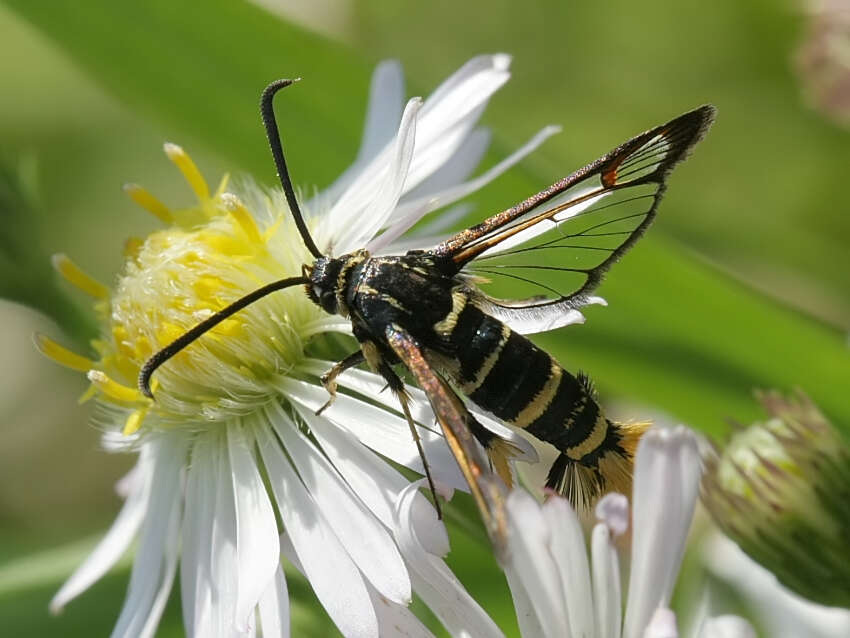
[472,267,567,298]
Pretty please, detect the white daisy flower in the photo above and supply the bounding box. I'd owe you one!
[395,426,755,638]
[37,54,556,637]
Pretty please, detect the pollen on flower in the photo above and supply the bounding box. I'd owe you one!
[41,145,326,433]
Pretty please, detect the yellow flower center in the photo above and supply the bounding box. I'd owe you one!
[41,144,333,432]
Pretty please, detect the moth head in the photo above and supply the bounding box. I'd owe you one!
[306,256,344,314]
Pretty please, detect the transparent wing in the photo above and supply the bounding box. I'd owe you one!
[433,106,715,332]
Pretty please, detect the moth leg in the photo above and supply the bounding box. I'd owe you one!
[361,340,444,520]
[316,350,366,416]
[384,323,509,550]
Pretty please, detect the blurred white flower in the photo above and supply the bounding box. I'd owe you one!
[704,533,850,638]
[39,54,552,638]
[795,0,850,126]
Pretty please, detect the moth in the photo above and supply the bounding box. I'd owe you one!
[140,78,714,538]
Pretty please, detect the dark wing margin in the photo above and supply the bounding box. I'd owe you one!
[384,323,509,550]
[431,106,715,331]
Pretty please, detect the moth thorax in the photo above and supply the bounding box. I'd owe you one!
[307,250,368,316]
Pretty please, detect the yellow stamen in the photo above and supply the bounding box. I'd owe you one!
[262,215,283,243]
[51,254,109,299]
[164,143,210,202]
[222,193,262,244]
[77,385,97,405]
[193,275,231,300]
[156,322,186,349]
[214,173,231,198]
[87,370,144,403]
[123,237,144,260]
[33,333,94,372]
[123,183,173,223]
[123,408,148,435]
[196,229,251,257]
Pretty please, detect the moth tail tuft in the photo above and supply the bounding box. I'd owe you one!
[545,419,651,511]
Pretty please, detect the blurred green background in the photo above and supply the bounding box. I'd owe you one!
[0,0,848,636]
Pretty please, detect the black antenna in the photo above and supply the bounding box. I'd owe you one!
[138,276,309,398]
[260,79,323,259]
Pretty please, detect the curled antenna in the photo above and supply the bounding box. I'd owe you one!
[138,276,309,398]
[260,79,323,259]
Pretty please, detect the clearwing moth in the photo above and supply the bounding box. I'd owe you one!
[139,77,715,543]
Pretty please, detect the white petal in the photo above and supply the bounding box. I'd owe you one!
[405,203,474,238]
[591,523,621,638]
[702,533,850,638]
[419,54,511,116]
[623,427,701,638]
[272,403,412,605]
[504,489,570,638]
[256,422,378,638]
[697,616,756,638]
[504,565,546,638]
[368,583,436,638]
[51,448,153,613]
[202,433,239,637]
[305,404,448,556]
[110,435,187,638]
[181,431,218,636]
[317,60,406,207]
[543,496,594,638]
[228,424,280,631]
[348,97,422,250]
[395,481,504,638]
[323,55,511,252]
[393,54,512,198]
[278,376,468,490]
[257,567,290,638]
[299,360,536,464]
[329,97,421,252]
[371,125,560,252]
[358,60,406,167]
[114,462,142,499]
[643,608,678,638]
[401,127,491,205]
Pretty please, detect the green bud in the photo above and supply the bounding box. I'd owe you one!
[702,390,850,608]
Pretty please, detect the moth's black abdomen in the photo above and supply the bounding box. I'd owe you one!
[431,290,647,508]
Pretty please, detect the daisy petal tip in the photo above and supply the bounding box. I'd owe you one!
[375,58,403,75]
[433,479,454,502]
[699,615,757,638]
[492,53,512,70]
[645,607,678,638]
[595,492,629,537]
[405,96,424,111]
[48,598,64,616]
